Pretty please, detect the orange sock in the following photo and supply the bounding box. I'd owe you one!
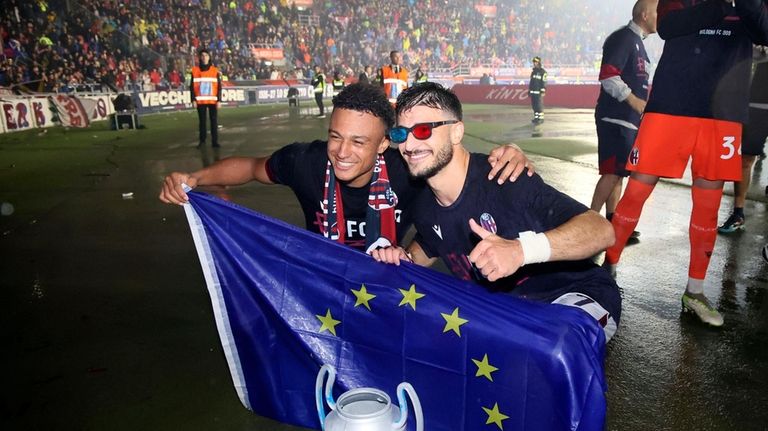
[605,178,655,264]
[689,186,723,279]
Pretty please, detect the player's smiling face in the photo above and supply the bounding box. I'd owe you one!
[327,108,389,188]
[397,105,462,179]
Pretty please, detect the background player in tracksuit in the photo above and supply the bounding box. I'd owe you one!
[312,65,326,118]
[590,0,658,243]
[528,56,547,124]
[718,45,768,233]
[603,0,768,327]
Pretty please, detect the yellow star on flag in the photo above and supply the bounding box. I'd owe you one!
[316,309,341,336]
[482,402,509,430]
[351,284,376,311]
[441,307,468,337]
[472,353,499,382]
[398,284,425,310]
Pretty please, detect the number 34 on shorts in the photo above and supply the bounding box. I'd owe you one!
[626,113,743,181]
[720,135,740,160]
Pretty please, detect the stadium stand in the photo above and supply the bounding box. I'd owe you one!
[0,0,634,93]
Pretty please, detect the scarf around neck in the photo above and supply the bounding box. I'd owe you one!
[322,154,398,253]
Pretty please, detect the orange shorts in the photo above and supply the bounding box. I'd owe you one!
[626,113,743,181]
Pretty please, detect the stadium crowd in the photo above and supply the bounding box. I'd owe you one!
[0,0,631,93]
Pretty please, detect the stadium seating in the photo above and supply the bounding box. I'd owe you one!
[0,0,633,92]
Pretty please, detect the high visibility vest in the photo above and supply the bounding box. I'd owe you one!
[332,79,344,95]
[192,65,220,104]
[312,73,326,93]
[381,65,408,104]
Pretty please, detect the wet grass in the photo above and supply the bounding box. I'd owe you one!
[512,137,597,161]
[0,104,287,149]
[462,104,597,160]
[0,104,286,234]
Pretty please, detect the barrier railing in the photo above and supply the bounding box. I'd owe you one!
[0,84,315,134]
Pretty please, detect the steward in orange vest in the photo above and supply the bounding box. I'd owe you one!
[190,49,222,147]
[380,50,408,104]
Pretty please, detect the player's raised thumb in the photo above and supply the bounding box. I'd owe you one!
[469,219,492,239]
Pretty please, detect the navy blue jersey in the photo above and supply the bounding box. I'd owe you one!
[596,24,650,127]
[266,141,427,250]
[413,153,611,296]
[647,0,768,123]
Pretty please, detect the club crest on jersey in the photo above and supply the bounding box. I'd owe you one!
[629,147,640,165]
[636,57,647,73]
[479,212,498,234]
[368,178,398,210]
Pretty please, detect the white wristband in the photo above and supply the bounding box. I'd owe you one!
[518,231,551,265]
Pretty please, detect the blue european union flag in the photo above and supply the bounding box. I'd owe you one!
[183,191,607,430]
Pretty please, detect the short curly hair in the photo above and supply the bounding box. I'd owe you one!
[331,83,395,129]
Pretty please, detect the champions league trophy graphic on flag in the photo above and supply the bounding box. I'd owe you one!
[316,364,423,431]
[181,190,607,431]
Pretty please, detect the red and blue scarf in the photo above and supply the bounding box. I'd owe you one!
[322,155,398,253]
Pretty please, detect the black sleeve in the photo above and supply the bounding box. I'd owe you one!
[736,0,768,45]
[657,0,728,39]
[265,143,301,186]
[265,141,323,186]
[514,173,590,232]
[601,33,632,77]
